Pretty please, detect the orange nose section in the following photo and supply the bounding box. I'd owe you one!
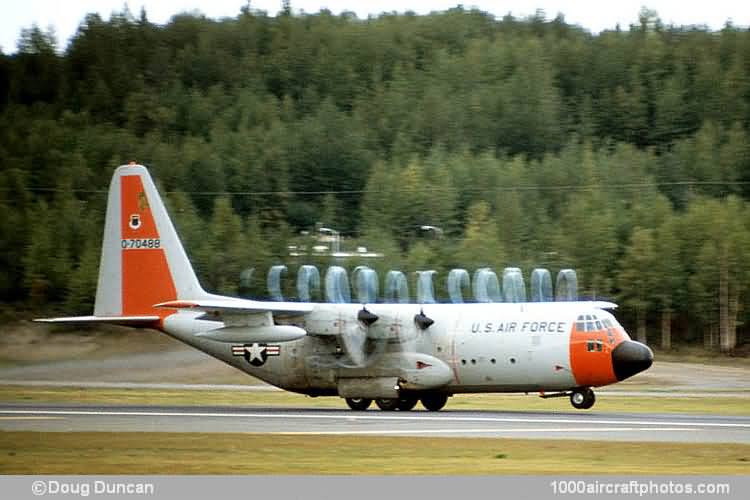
[569,322,629,387]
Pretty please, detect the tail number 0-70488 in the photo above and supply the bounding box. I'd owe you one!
[121,239,161,249]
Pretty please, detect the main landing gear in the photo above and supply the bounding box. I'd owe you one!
[345,397,372,411]
[375,398,400,411]
[396,394,419,411]
[419,393,448,411]
[569,387,596,409]
[345,393,447,411]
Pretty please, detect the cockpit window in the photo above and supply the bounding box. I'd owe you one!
[580,312,620,334]
[587,340,604,352]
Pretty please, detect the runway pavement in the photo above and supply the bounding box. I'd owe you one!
[1,403,748,443]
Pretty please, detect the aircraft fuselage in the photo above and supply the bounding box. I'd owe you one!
[162,301,638,397]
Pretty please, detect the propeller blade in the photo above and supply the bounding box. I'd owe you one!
[341,322,367,367]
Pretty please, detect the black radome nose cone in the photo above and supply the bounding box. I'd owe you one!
[612,341,654,381]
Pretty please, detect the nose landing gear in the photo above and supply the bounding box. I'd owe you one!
[569,387,596,409]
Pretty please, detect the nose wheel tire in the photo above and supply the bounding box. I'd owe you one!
[345,397,372,411]
[420,393,448,411]
[570,388,595,409]
[375,398,401,411]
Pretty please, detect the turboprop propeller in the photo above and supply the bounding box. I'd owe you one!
[414,309,434,330]
[338,307,378,367]
[339,305,435,368]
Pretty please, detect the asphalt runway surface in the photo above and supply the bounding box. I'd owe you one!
[1,404,748,443]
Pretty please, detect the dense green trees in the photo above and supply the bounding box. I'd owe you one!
[1,6,749,351]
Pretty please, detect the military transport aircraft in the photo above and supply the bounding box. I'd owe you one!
[37,164,654,411]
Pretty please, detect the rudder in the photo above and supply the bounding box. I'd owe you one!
[94,163,207,318]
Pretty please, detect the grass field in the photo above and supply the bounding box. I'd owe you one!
[1,385,748,474]
[1,431,749,474]
[1,385,748,415]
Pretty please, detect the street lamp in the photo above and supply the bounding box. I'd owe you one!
[319,227,340,253]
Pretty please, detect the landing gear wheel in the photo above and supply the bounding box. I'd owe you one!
[570,388,595,409]
[420,393,448,411]
[345,397,372,411]
[397,394,419,411]
[375,398,400,411]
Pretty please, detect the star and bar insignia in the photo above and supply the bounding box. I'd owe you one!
[232,343,281,367]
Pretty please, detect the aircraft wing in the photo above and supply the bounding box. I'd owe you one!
[36,299,312,327]
[153,298,314,317]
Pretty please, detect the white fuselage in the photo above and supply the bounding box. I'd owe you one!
[162,301,627,395]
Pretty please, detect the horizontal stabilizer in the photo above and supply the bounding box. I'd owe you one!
[154,298,313,316]
[34,315,160,327]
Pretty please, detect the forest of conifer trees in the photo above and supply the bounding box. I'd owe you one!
[0,6,748,351]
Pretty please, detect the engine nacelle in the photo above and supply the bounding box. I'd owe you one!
[395,353,453,390]
[196,325,306,343]
[336,353,453,398]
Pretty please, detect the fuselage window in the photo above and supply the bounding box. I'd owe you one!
[587,340,595,352]
[596,341,603,352]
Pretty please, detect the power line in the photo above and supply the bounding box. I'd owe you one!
[1,180,748,197]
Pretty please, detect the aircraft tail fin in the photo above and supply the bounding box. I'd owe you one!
[91,163,207,320]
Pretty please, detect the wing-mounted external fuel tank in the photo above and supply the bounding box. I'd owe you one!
[195,310,307,343]
[196,325,306,343]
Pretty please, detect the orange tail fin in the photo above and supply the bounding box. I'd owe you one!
[94,164,207,319]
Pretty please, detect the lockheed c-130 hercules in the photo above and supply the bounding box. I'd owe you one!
[38,164,654,411]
